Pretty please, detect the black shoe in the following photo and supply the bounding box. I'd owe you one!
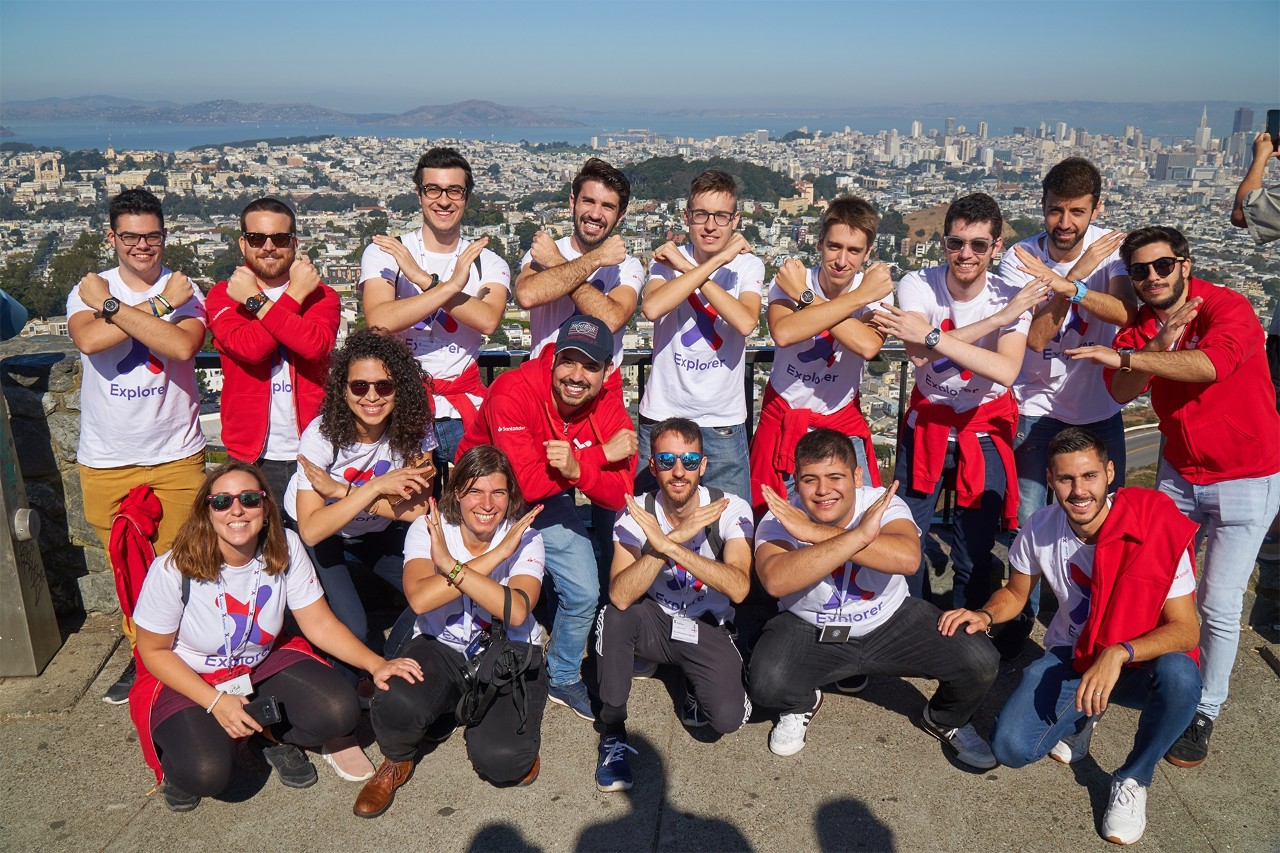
[102,659,136,705]
[258,738,318,788]
[162,781,200,812]
[1165,712,1213,768]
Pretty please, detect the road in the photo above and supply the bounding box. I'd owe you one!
[1125,423,1161,471]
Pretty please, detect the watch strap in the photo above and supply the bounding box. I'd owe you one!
[1069,279,1089,304]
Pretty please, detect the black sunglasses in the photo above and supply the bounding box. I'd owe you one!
[348,379,396,397]
[1126,257,1184,281]
[208,490,267,512]
[242,232,295,248]
[943,236,994,254]
[653,451,705,471]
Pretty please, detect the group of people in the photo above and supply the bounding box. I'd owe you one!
[63,138,1280,846]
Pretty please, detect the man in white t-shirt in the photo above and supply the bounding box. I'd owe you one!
[635,169,764,500]
[209,197,340,501]
[66,188,208,703]
[873,193,1045,607]
[940,427,1201,846]
[361,147,511,469]
[593,417,754,792]
[750,195,894,516]
[749,429,999,768]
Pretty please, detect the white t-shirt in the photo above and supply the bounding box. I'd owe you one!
[403,516,546,652]
[767,267,893,414]
[755,486,917,635]
[1002,225,1128,423]
[612,485,755,623]
[67,267,207,468]
[284,419,436,536]
[260,281,301,461]
[360,232,511,419]
[638,245,764,425]
[897,266,1030,416]
[522,235,644,367]
[1009,500,1196,650]
[133,529,324,674]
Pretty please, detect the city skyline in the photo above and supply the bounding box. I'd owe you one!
[1,0,1277,114]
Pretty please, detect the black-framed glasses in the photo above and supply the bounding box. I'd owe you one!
[208,490,267,512]
[417,184,467,200]
[116,231,166,247]
[348,379,396,397]
[653,451,705,471]
[943,236,995,254]
[242,232,295,248]
[688,209,736,226]
[1126,256,1185,281]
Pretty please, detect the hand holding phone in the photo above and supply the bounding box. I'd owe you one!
[243,694,281,727]
[1267,110,1280,152]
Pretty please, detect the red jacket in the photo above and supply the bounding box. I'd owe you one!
[109,484,162,624]
[207,276,340,462]
[1073,487,1200,672]
[457,347,637,511]
[1106,277,1280,484]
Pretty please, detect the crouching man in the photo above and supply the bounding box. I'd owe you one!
[941,427,1200,845]
[749,429,998,768]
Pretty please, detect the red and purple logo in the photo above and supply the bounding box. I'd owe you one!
[797,330,837,368]
[343,460,393,487]
[216,585,276,654]
[822,563,874,610]
[930,319,972,380]
[681,294,723,350]
[116,339,163,376]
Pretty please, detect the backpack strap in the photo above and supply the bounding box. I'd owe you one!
[703,487,725,560]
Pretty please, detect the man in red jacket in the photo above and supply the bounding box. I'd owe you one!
[208,197,340,500]
[458,315,638,719]
[1068,225,1280,770]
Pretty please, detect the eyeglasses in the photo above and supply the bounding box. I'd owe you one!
[688,209,736,226]
[116,231,166,247]
[1126,256,1185,281]
[208,490,267,512]
[943,236,995,254]
[242,232,295,248]
[653,451,705,471]
[417,184,467,200]
[348,379,396,397]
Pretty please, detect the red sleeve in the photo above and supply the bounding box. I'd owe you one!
[572,402,637,512]
[258,285,340,360]
[461,390,567,504]
[208,280,278,364]
[1193,290,1264,382]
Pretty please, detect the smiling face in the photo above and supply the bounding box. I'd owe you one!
[1042,191,1099,257]
[208,469,267,566]
[240,209,296,285]
[346,357,397,438]
[796,455,863,529]
[684,189,739,261]
[416,166,469,236]
[1128,241,1189,314]
[1049,449,1115,540]
[456,472,511,542]
[569,179,624,252]
[818,223,872,293]
[650,431,707,511]
[944,218,1001,290]
[108,212,166,285]
[551,348,609,418]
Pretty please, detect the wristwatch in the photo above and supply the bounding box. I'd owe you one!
[101,297,121,323]
[1069,279,1089,304]
[797,288,815,308]
[1117,347,1135,373]
[244,294,269,315]
[924,327,942,349]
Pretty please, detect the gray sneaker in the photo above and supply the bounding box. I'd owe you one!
[921,705,997,770]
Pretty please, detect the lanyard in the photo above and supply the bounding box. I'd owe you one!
[216,560,264,660]
[831,563,854,616]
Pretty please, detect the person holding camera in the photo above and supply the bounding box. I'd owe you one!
[130,461,424,812]
[354,445,547,819]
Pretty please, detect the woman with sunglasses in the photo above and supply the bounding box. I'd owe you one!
[130,461,424,812]
[354,445,546,818]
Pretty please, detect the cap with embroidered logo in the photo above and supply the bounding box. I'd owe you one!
[555,315,612,364]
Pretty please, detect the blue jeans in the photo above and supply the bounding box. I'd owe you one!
[1156,461,1280,719]
[991,645,1201,786]
[1013,410,1127,614]
[533,491,601,688]
[636,418,751,501]
[894,425,1005,609]
[433,417,465,470]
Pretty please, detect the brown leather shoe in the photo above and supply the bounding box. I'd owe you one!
[515,755,540,787]
[353,758,414,819]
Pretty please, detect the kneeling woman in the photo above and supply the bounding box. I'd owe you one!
[131,461,423,811]
[355,445,546,819]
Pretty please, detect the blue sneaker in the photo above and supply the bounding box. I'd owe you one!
[548,679,595,721]
[596,734,638,792]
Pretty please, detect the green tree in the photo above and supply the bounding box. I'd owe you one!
[514,221,539,253]
[161,241,202,279]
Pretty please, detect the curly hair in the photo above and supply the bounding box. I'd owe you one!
[171,461,289,581]
[440,445,528,526]
[319,328,432,465]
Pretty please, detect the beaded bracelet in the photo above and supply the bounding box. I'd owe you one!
[446,561,465,586]
[206,692,223,714]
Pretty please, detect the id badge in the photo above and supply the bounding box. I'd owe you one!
[670,615,699,644]
[217,673,254,696]
[818,624,851,644]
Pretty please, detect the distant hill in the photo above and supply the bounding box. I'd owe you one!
[903,203,1018,251]
[624,156,795,202]
[376,100,581,127]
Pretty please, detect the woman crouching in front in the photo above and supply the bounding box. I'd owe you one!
[355,445,547,818]
[130,461,423,812]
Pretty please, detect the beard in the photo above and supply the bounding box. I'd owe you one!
[1140,269,1186,311]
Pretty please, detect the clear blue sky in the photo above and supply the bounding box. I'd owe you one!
[1,0,1276,113]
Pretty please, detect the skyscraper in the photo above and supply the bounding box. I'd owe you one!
[944,116,956,138]
[1233,107,1254,135]
[910,120,922,138]
[977,121,988,140]
[1194,106,1211,150]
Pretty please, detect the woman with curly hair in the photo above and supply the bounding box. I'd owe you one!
[130,461,424,812]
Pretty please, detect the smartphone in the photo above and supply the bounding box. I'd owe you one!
[1267,110,1280,150]
[243,694,281,726]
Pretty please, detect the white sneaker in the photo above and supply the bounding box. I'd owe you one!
[1101,776,1147,845]
[921,705,998,770]
[769,691,823,757]
[319,736,375,782]
[1051,715,1100,765]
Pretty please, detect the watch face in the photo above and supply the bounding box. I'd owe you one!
[102,298,120,313]
[925,329,941,348]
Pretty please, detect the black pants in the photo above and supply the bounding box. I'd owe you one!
[370,634,547,785]
[595,598,749,734]
[748,597,998,729]
[151,657,357,797]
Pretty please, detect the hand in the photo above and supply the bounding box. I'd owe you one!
[425,498,457,572]
[997,277,1052,324]
[161,270,196,310]
[1150,296,1203,351]
[78,273,110,310]
[1012,245,1074,297]
[602,428,638,463]
[665,496,730,546]
[870,304,933,346]
[364,465,435,505]
[287,257,321,301]
[761,485,828,544]
[370,656,424,690]
[1064,344,1121,369]
[1253,132,1280,163]
[1075,644,1126,715]
[715,233,751,264]
[226,265,261,305]
[651,241,693,273]
[623,493,676,556]
[853,481,899,545]
[489,504,544,562]
[858,262,895,305]
[444,237,488,290]
[937,607,993,637]
[774,258,809,301]
[371,235,435,290]
[543,440,580,480]
[297,454,346,500]
[591,235,627,268]
[530,231,566,269]
[210,692,261,738]
[1066,230,1126,282]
